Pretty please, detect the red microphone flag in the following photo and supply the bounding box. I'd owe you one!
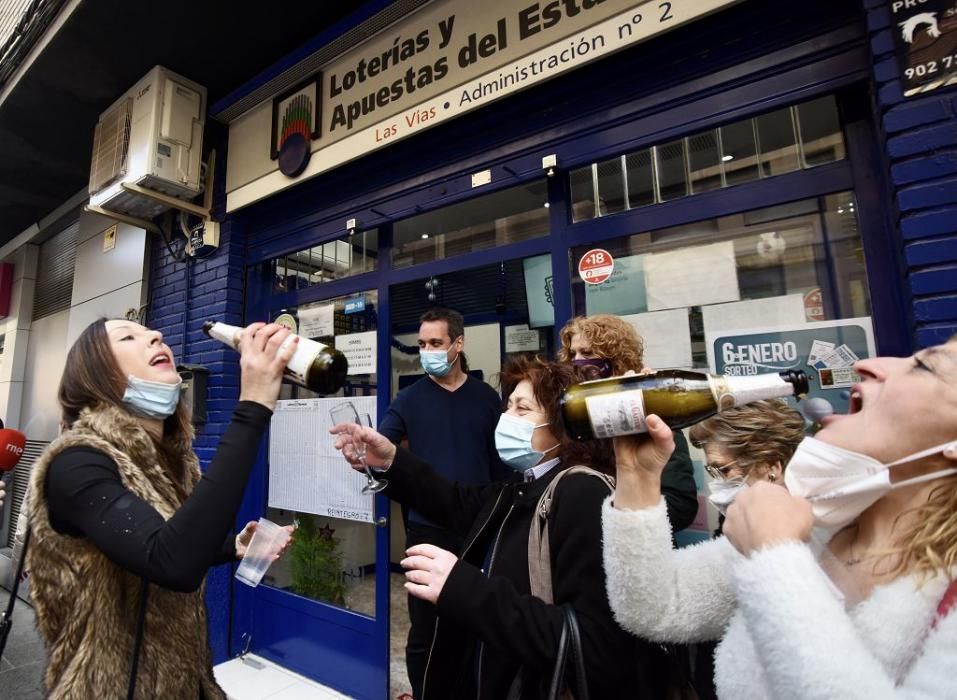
[0,429,26,471]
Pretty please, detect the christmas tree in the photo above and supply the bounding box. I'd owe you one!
[289,517,346,606]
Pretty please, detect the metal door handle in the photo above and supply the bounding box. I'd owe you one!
[376,516,388,528]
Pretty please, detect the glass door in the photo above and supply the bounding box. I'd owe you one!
[234,231,390,700]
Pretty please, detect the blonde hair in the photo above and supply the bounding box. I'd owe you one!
[689,399,805,477]
[894,335,957,580]
[557,315,644,374]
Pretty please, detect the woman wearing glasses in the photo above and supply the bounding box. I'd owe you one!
[690,399,805,524]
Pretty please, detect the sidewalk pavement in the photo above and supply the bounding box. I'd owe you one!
[0,587,46,700]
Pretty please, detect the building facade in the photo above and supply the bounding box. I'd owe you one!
[2,1,957,698]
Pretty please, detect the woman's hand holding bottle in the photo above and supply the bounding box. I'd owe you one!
[237,322,297,411]
[612,414,675,511]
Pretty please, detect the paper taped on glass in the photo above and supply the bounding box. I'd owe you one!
[701,294,806,339]
[644,241,740,311]
[268,396,376,523]
[621,308,693,369]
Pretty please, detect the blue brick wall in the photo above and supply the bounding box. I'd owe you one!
[865,0,957,347]
[147,216,247,664]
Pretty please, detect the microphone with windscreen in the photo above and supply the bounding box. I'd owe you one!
[801,397,834,425]
[0,429,27,509]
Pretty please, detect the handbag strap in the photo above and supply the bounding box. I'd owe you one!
[528,466,614,604]
[546,607,571,700]
[563,604,590,700]
[127,577,149,700]
[0,525,31,661]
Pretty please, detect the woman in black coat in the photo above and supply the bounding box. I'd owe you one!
[332,356,697,699]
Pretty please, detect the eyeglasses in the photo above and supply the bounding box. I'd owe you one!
[703,460,743,481]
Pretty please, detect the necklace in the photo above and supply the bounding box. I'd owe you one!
[837,525,887,568]
[842,551,884,567]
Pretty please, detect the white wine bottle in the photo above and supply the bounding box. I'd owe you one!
[203,321,349,395]
[561,369,809,440]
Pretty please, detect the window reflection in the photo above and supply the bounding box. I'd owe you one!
[755,108,800,177]
[264,229,379,293]
[392,181,549,268]
[570,94,846,222]
[570,191,870,367]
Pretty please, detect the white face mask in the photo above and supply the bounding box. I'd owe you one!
[785,436,957,531]
[708,477,747,515]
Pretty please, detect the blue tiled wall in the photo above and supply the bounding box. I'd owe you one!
[147,217,247,664]
[865,0,957,347]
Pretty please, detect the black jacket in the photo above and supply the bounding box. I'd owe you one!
[385,437,697,700]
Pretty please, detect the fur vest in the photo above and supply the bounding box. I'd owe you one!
[26,404,225,700]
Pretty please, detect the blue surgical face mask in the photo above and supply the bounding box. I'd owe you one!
[572,358,612,378]
[122,374,183,420]
[420,341,460,378]
[495,413,558,471]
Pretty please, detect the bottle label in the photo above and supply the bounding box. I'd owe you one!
[285,335,309,384]
[584,389,647,438]
[712,374,792,409]
[206,322,241,351]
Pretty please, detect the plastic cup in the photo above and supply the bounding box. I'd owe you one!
[234,517,291,588]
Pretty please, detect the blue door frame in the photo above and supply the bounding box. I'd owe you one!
[232,231,395,699]
[222,4,909,696]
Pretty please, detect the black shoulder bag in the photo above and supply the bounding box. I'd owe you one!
[506,603,590,700]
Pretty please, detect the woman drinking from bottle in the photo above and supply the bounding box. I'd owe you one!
[602,339,957,698]
[26,319,295,699]
[332,356,695,699]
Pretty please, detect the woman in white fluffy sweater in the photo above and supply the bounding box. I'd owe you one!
[603,340,957,698]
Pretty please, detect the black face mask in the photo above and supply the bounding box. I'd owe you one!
[571,358,612,378]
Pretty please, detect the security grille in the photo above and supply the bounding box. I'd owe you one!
[32,221,77,320]
[4,439,48,548]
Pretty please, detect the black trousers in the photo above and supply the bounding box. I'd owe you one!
[404,521,465,700]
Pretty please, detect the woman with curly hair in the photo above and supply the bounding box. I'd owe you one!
[603,339,957,698]
[557,313,644,378]
[332,356,676,698]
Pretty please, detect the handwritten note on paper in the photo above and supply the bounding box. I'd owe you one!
[268,396,377,523]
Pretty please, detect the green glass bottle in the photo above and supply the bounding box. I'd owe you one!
[561,369,808,440]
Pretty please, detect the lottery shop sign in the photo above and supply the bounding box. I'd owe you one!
[578,248,614,285]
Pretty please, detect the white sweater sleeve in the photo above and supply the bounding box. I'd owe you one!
[601,496,739,643]
[734,542,957,699]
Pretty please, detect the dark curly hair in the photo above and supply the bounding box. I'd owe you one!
[498,355,612,474]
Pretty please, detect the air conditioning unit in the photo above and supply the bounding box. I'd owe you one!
[88,66,206,220]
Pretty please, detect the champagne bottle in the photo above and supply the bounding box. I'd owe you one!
[561,369,809,440]
[203,321,349,395]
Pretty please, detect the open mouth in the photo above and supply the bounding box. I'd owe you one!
[848,387,863,414]
[149,353,171,367]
